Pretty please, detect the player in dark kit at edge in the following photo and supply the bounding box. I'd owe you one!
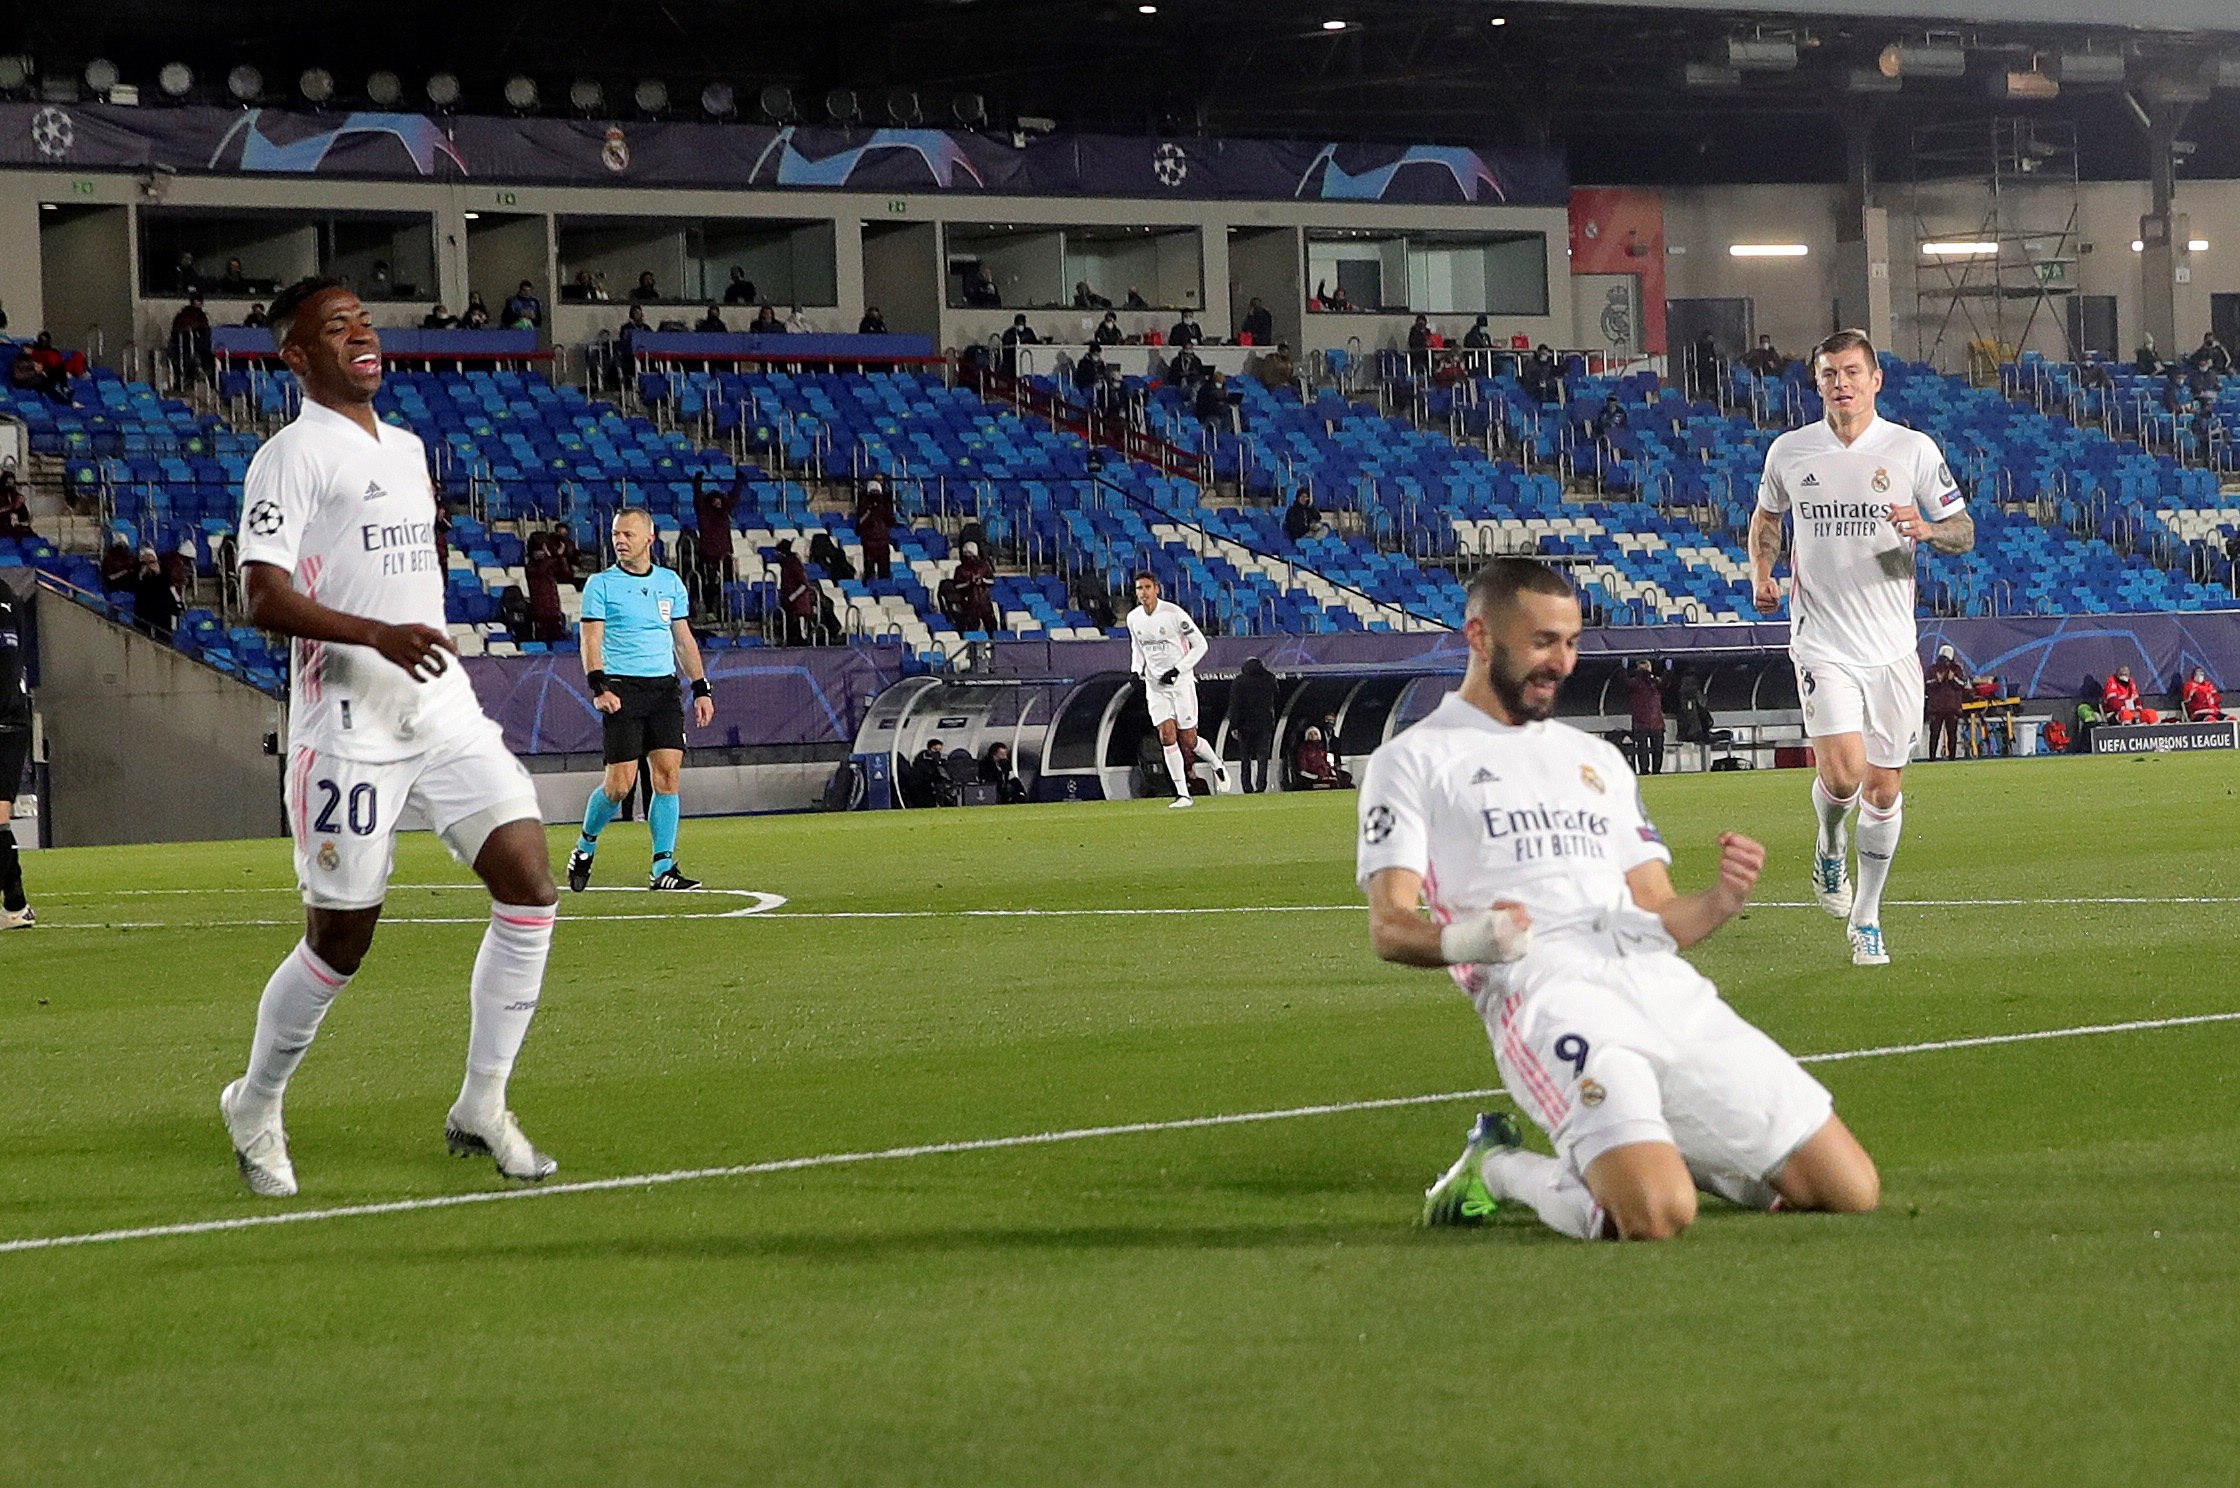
[0,584,36,927]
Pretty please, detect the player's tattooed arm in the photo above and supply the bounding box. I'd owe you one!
[1922,507,1974,555]
[242,562,456,681]
[1746,509,1785,613]
[1625,832,1764,949]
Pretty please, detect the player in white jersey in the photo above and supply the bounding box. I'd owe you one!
[1358,558,1879,1241]
[218,278,560,1198]
[1750,330,1974,967]
[1126,573,1226,807]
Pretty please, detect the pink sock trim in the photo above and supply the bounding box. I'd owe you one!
[294,945,348,988]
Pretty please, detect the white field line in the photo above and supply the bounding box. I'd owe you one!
[4,1008,2237,1258]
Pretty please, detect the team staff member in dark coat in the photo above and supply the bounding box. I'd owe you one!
[0,583,33,927]
[1624,658,1667,775]
[1227,657,1280,794]
[569,509,715,893]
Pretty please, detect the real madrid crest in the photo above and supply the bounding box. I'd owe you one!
[1579,764,1605,794]
[1871,468,1891,494]
[316,840,340,872]
[1578,1078,1607,1108]
[602,126,630,174]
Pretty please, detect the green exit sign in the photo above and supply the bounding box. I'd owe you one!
[70,180,94,196]
[496,190,518,207]
[887,198,909,215]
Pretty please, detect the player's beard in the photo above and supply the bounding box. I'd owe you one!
[1488,641,1564,723]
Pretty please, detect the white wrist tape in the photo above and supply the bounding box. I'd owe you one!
[1439,906,1532,965]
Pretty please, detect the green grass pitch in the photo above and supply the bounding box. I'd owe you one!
[4,752,2239,1485]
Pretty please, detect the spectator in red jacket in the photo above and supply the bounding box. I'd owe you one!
[774,538,816,645]
[525,531,572,643]
[1925,644,1970,759]
[950,540,998,633]
[2180,666,2226,722]
[2103,666,2160,724]
[693,473,736,615]
[1623,658,1667,774]
[854,478,895,582]
[0,471,33,539]
[1292,725,1354,790]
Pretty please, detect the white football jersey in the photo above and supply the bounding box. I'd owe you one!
[1756,415,1964,669]
[1126,599,1207,679]
[238,398,487,762]
[1356,693,1673,1000]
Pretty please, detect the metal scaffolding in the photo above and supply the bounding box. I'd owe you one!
[1907,118,2081,381]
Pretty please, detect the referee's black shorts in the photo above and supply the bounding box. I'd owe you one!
[0,727,28,803]
[599,676,686,764]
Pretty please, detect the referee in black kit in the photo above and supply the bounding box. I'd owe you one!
[567,509,715,892]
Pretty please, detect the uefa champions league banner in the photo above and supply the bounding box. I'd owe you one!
[466,611,2240,756]
[0,101,1567,207]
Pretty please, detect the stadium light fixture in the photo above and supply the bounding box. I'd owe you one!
[952,92,987,127]
[2211,57,2240,89]
[299,68,335,104]
[227,65,264,102]
[0,56,30,93]
[634,79,668,113]
[1681,63,1741,90]
[158,62,195,98]
[1322,20,1349,32]
[2055,51,2124,86]
[1922,241,1998,256]
[568,77,604,113]
[1992,69,2058,101]
[426,72,462,109]
[700,82,736,118]
[2131,239,2211,251]
[1879,42,1966,79]
[1725,37,1798,72]
[1138,4,1157,12]
[366,70,403,106]
[503,75,539,112]
[1489,15,1507,25]
[885,89,922,126]
[1729,244,1809,258]
[83,58,121,94]
[758,84,795,122]
[825,87,860,123]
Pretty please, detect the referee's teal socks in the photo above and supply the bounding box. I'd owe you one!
[577,785,621,857]
[649,792,681,872]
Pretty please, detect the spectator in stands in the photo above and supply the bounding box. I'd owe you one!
[1126,286,1151,311]
[2182,666,2226,722]
[2077,350,2111,392]
[1283,490,1325,543]
[723,268,757,306]
[1522,343,1560,405]
[1072,574,1118,630]
[1169,310,1203,348]
[1255,342,1296,390]
[695,303,727,333]
[1624,658,1668,775]
[963,264,1002,308]
[1292,726,1353,790]
[808,531,854,584]
[774,538,817,646]
[132,545,181,639]
[1741,334,1785,377]
[170,249,200,295]
[617,304,649,376]
[1194,370,1236,435]
[691,473,736,615]
[216,257,252,294]
[854,478,895,582]
[2134,335,2162,376]
[1000,314,1040,374]
[858,306,888,335]
[168,292,214,387]
[1463,314,1493,350]
[2224,528,2240,578]
[1165,342,1205,390]
[2103,665,2160,724]
[1074,280,1113,310]
[1925,643,1970,760]
[631,270,661,302]
[98,538,136,590]
[749,303,785,334]
[2161,363,2191,416]
[524,532,571,643]
[1594,391,1629,450]
[366,260,394,297]
[2193,397,2224,462]
[1228,657,1279,794]
[1407,314,1433,353]
[979,742,1028,804]
[420,303,458,330]
[460,292,493,330]
[502,280,544,328]
[2190,331,2232,378]
[787,305,816,335]
[567,269,609,303]
[0,298,7,331]
[1688,330,1723,399]
[1240,297,1275,346]
[1094,311,1124,347]
[950,540,999,633]
[20,332,76,405]
[242,303,269,329]
[0,472,32,539]
[1072,342,1108,398]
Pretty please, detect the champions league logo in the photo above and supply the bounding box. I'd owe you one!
[209,111,467,176]
[246,500,285,537]
[30,107,74,159]
[1153,142,1189,188]
[1363,804,1395,845]
[1296,143,1507,203]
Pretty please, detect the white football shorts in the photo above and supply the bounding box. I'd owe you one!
[286,720,541,910]
[1795,654,1924,768]
[1145,674,1200,731]
[1487,949,1834,1185]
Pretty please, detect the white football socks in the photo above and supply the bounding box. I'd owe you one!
[239,941,353,1122]
[1851,795,1903,926]
[1162,742,1191,798]
[1811,777,1859,860]
[1479,1148,1607,1241]
[1191,738,1222,774]
[456,903,556,1126]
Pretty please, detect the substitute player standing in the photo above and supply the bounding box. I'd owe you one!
[1360,558,1879,1242]
[1126,572,1225,806]
[1749,330,1974,966]
[0,582,34,928]
[567,508,714,892]
[221,277,560,1198]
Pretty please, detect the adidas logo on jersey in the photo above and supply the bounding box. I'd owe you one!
[364,481,389,500]
[1799,473,1820,487]
[1470,767,1501,784]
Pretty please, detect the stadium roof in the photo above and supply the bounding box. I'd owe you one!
[5,0,2237,184]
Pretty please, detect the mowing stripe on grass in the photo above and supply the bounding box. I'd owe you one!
[5,1007,2237,1259]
